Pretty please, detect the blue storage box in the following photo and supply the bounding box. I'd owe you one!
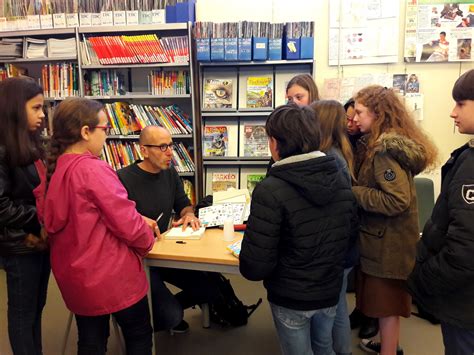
[210,38,225,61]
[224,38,238,61]
[284,37,300,60]
[238,38,252,61]
[268,38,282,60]
[252,37,268,61]
[300,36,314,59]
[176,0,195,23]
[196,38,211,61]
[165,5,176,23]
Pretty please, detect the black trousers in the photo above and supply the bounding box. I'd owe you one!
[75,296,152,355]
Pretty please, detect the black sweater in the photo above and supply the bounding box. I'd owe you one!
[117,162,190,232]
[240,152,357,311]
[408,141,474,329]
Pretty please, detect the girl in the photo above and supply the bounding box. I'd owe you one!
[35,98,157,355]
[0,77,50,355]
[311,100,357,355]
[352,85,437,355]
[286,73,319,106]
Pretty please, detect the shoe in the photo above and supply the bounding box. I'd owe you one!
[359,339,404,355]
[349,308,364,329]
[358,317,379,338]
[169,320,189,335]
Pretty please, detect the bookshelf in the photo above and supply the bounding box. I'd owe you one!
[198,60,314,197]
[0,23,201,202]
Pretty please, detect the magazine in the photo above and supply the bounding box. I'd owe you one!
[246,76,273,108]
[203,78,233,109]
[247,174,265,195]
[212,172,238,192]
[203,126,228,156]
[243,125,268,157]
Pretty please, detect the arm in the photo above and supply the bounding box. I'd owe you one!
[85,163,154,257]
[240,182,282,281]
[0,156,38,232]
[409,160,474,296]
[352,153,411,216]
[170,169,199,230]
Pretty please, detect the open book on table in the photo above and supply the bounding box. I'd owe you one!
[164,226,206,240]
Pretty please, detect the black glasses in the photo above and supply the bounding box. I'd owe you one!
[143,143,175,152]
[95,124,111,135]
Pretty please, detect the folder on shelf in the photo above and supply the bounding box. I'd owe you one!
[284,37,300,60]
[238,38,252,61]
[252,37,268,61]
[224,38,238,61]
[268,38,282,60]
[211,38,225,61]
[300,36,314,59]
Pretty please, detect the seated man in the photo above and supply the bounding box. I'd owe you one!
[118,126,219,333]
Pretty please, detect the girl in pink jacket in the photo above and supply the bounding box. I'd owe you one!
[35,98,157,354]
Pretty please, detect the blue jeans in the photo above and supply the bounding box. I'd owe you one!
[75,295,152,355]
[150,267,219,331]
[441,321,474,355]
[1,252,50,355]
[333,268,352,355]
[270,302,337,355]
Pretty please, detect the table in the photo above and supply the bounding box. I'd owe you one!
[145,228,242,354]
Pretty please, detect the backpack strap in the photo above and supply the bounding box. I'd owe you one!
[245,298,262,318]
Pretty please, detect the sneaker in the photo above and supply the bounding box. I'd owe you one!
[359,339,404,355]
[169,320,189,335]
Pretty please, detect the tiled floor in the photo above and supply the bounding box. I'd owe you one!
[0,273,444,355]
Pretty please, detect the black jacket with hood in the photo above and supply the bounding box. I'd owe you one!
[240,151,357,311]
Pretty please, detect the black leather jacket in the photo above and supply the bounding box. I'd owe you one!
[0,146,42,256]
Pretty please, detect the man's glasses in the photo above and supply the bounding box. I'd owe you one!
[95,124,111,135]
[143,143,175,152]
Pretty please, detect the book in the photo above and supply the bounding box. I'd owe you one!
[247,174,265,194]
[164,226,206,240]
[227,239,242,258]
[212,172,237,192]
[243,125,268,157]
[203,78,233,109]
[246,76,273,108]
[203,126,228,156]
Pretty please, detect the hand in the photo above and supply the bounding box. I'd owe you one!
[142,215,161,240]
[173,213,201,231]
[24,232,48,251]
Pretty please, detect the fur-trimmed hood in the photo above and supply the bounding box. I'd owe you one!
[373,132,426,175]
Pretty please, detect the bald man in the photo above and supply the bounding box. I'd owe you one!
[117,126,218,333]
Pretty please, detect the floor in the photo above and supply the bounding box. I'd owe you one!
[0,272,444,355]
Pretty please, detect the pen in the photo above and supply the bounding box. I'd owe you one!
[176,241,186,244]
[156,212,163,223]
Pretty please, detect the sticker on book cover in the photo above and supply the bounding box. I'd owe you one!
[462,184,474,204]
[384,169,396,182]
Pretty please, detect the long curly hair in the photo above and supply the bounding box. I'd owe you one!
[46,98,104,187]
[310,100,355,180]
[354,85,438,171]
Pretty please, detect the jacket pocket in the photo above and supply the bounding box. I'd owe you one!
[358,225,386,264]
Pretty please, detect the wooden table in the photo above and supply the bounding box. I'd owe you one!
[144,228,242,354]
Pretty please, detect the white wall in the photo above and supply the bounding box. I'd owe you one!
[196,0,474,194]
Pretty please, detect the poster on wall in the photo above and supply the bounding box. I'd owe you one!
[404,0,474,62]
[328,0,400,66]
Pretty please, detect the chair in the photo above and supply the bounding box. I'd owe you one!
[62,312,125,355]
[414,177,435,235]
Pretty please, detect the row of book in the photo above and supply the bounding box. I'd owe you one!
[104,103,193,136]
[84,70,126,96]
[82,35,189,65]
[203,76,273,110]
[41,63,80,98]
[149,69,190,95]
[26,37,77,59]
[203,124,270,158]
[0,63,25,80]
[102,139,195,172]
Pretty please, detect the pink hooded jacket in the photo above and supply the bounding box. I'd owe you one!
[35,153,154,316]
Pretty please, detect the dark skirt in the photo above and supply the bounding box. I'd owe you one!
[356,270,411,318]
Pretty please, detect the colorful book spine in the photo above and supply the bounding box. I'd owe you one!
[41,63,79,98]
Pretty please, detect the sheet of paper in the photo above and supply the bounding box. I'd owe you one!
[165,226,206,239]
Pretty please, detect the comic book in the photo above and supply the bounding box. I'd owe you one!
[246,174,265,195]
[203,78,233,109]
[203,125,228,156]
[246,76,273,108]
[212,172,237,192]
[243,124,268,157]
